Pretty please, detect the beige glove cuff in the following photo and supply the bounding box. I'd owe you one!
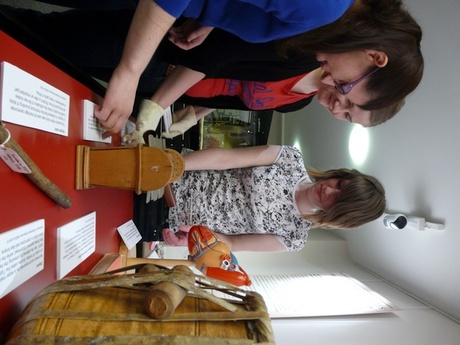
[137,99,165,130]
[122,99,164,144]
[172,105,196,123]
[162,106,197,138]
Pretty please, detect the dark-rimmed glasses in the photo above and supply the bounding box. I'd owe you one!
[334,68,380,95]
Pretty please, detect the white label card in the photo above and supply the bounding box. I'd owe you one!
[82,100,111,143]
[57,212,96,279]
[0,220,45,298]
[0,61,70,136]
[0,146,32,173]
[117,220,142,250]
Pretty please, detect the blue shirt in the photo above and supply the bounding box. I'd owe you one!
[155,0,354,43]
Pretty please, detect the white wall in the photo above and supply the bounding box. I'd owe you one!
[278,0,460,326]
[236,230,460,345]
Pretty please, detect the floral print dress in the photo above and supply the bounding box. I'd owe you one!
[168,146,311,251]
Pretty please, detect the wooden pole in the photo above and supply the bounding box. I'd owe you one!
[145,265,195,319]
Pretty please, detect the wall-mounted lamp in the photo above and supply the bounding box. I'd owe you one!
[382,213,444,231]
[383,213,408,229]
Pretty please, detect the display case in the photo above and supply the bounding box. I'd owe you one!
[163,105,273,151]
[200,108,273,149]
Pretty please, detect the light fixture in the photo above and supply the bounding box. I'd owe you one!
[382,213,444,231]
[292,140,302,153]
[348,125,369,165]
[382,213,408,229]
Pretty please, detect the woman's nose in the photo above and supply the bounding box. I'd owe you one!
[329,99,348,120]
[320,72,335,86]
[325,186,340,198]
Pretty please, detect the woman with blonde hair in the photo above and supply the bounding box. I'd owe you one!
[162,145,386,252]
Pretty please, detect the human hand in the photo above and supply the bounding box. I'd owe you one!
[168,19,214,50]
[122,99,165,145]
[162,228,188,246]
[94,67,139,134]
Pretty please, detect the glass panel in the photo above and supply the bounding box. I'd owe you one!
[200,109,257,149]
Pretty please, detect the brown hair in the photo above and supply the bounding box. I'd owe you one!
[277,0,423,110]
[305,168,386,229]
[367,98,406,127]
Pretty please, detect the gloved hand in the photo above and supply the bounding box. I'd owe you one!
[122,99,164,145]
[161,106,197,138]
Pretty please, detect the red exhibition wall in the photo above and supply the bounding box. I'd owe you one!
[0,30,133,339]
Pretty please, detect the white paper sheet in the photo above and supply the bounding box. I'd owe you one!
[82,100,111,143]
[0,220,45,298]
[117,219,142,250]
[0,61,70,136]
[57,212,96,279]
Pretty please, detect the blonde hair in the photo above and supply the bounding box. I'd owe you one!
[305,168,386,229]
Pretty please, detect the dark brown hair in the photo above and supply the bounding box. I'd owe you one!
[368,98,406,127]
[277,0,423,110]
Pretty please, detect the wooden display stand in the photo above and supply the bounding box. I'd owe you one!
[75,145,185,194]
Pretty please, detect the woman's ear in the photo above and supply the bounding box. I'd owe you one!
[366,50,388,67]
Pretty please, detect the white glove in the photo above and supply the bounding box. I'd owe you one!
[161,106,197,138]
[122,99,164,145]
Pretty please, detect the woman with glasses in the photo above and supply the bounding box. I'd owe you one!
[123,43,396,143]
[161,145,386,252]
[123,57,389,143]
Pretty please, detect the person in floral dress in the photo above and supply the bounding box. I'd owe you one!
[163,145,385,252]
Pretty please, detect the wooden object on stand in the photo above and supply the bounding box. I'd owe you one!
[75,144,185,194]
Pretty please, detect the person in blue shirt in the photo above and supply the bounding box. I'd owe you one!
[158,0,354,44]
[94,0,423,138]
[0,4,405,140]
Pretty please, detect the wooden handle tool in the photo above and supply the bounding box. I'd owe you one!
[0,122,72,208]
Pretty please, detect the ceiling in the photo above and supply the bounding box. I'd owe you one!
[281,0,460,322]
